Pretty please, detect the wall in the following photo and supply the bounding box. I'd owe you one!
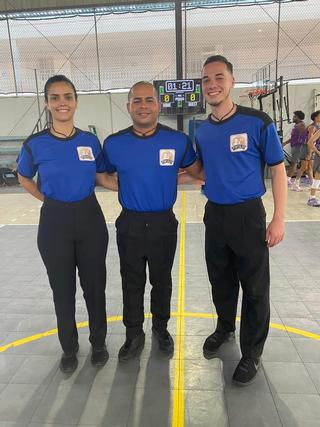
[0,91,182,141]
[0,82,319,143]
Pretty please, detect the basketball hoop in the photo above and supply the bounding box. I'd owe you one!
[248,88,268,101]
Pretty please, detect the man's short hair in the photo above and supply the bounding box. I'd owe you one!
[202,55,233,74]
[293,110,305,120]
[311,110,320,121]
[128,81,159,101]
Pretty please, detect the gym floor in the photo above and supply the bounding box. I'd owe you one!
[0,183,319,427]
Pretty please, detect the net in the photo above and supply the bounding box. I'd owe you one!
[247,88,268,101]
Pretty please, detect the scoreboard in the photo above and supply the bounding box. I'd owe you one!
[153,79,205,115]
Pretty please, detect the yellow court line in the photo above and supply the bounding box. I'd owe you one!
[269,322,320,340]
[1,313,320,354]
[172,191,186,427]
[0,315,121,353]
[182,313,320,340]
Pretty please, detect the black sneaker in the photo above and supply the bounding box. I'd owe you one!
[91,344,109,367]
[59,344,79,373]
[203,330,235,359]
[152,327,174,353]
[232,357,261,386]
[118,332,145,362]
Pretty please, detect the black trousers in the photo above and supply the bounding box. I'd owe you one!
[116,209,178,339]
[204,198,270,359]
[37,194,108,354]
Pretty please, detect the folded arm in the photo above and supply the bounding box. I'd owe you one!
[96,172,118,191]
[178,160,205,185]
[18,174,44,202]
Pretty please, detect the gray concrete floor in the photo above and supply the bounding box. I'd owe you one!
[0,186,320,426]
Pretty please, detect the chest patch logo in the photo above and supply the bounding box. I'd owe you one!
[230,133,248,152]
[77,146,95,161]
[159,149,175,166]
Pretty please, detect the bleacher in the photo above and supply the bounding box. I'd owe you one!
[0,136,25,168]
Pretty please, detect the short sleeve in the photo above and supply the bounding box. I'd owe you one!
[195,137,203,164]
[17,143,37,178]
[95,147,106,173]
[180,135,197,168]
[261,122,284,166]
[102,138,116,173]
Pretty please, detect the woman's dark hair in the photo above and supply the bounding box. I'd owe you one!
[44,75,78,102]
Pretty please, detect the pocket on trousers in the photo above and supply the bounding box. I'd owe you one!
[244,213,266,231]
[115,212,131,235]
[161,212,178,235]
[203,201,215,226]
[243,212,267,249]
[243,199,266,231]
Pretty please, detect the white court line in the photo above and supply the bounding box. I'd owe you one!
[0,193,27,196]
[2,223,36,226]
[0,225,4,228]
[284,219,320,223]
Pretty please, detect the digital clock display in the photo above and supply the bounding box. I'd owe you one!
[165,80,194,93]
[153,78,205,116]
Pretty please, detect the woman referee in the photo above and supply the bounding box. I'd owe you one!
[18,75,117,372]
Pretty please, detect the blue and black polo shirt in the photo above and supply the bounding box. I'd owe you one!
[103,123,197,212]
[196,105,284,205]
[18,128,106,202]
